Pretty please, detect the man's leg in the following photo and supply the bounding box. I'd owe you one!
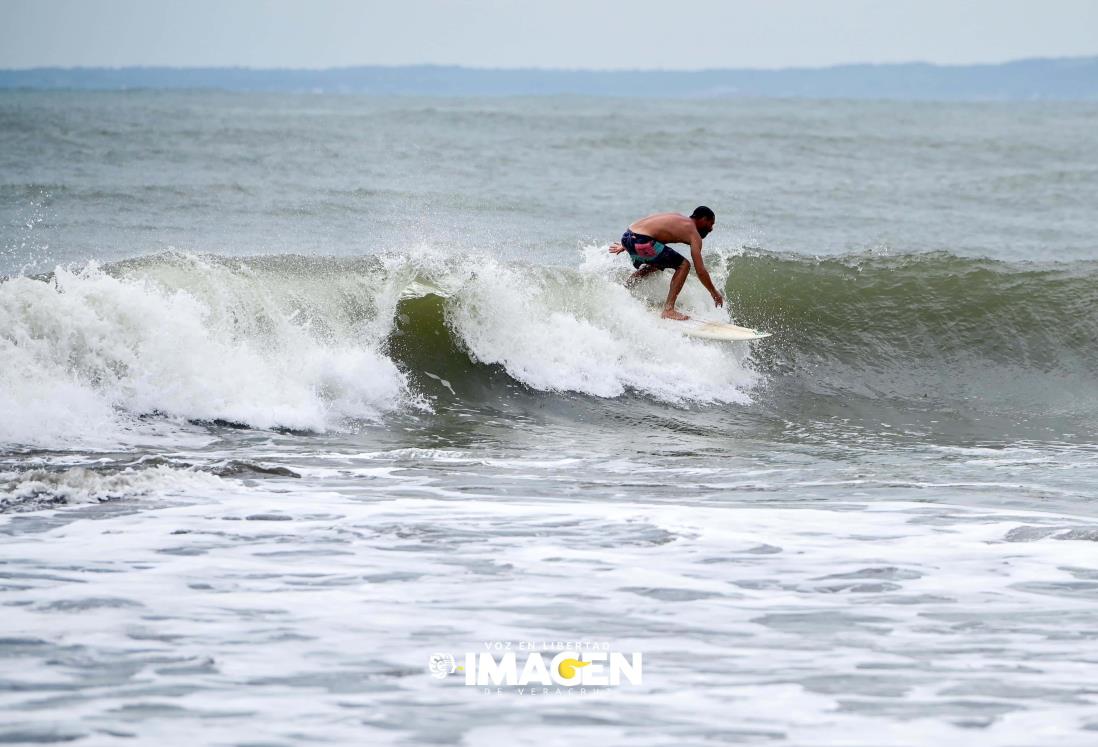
[625,264,659,288]
[660,259,691,320]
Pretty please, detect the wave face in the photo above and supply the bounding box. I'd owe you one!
[725,250,1098,422]
[0,250,756,449]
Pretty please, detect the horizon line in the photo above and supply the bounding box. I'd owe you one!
[2,54,1096,75]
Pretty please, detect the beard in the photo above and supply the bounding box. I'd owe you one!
[698,227,712,238]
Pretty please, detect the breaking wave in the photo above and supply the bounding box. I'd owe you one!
[4,246,1094,449]
[0,249,755,449]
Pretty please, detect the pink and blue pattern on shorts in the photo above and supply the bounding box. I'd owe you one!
[621,230,662,260]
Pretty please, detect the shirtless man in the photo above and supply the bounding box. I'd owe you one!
[609,206,724,320]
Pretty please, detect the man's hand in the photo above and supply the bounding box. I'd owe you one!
[711,290,724,308]
[609,243,626,254]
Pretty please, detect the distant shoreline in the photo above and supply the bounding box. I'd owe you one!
[2,57,1097,100]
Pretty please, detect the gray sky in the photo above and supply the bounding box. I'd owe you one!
[2,0,1097,70]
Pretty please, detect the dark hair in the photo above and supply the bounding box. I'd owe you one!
[690,206,715,220]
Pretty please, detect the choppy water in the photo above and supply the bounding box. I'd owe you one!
[2,92,1098,745]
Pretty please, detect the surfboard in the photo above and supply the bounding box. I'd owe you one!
[679,320,771,341]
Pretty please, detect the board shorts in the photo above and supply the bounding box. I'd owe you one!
[621,230,687,271]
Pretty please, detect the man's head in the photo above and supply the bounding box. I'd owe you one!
[691,206,715,238]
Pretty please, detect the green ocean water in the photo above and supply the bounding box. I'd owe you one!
[2,92,1098,746]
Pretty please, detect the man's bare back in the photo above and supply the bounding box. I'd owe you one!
[610,207,724,320]
[628,212,701,245]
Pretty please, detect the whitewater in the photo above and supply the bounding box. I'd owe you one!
[2,92,1098,746]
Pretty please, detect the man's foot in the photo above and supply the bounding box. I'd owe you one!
[661,308,690,321]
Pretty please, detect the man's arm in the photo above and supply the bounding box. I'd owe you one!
[688,232,724,308]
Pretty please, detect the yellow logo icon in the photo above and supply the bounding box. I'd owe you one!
[557,657,590,679]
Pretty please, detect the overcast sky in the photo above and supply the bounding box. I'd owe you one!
[2,0,1097,70]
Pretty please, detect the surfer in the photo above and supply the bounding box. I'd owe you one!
[610,206,724,320]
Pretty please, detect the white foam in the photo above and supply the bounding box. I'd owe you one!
[0,464,230,507]
[0,259,410,449]
[4,490,1097,744]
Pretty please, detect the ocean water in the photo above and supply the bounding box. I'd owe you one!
[2,92,1098,745]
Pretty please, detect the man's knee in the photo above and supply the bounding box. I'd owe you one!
[678,259,691,272]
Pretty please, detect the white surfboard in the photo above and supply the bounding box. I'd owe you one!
[679,320,771,341]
